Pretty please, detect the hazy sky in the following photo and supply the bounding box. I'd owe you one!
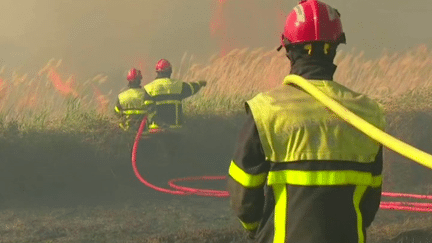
[0,0,431,92]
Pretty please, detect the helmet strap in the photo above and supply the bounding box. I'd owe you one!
[324,43,331,55]
[286,42,338,66]
[304,44,313,55]
[302,43,332,56]
[277,34,291,52]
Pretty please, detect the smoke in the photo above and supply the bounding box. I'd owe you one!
[0,0,431,97]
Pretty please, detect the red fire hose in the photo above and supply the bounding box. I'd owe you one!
[131,116,228,197]
[131,116,432,211]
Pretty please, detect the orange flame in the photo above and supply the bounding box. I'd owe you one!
[210,0,287,56]
[210,0,229,56]
[92,84,109,113]
[48,68,79,98]
[210,0,227,36]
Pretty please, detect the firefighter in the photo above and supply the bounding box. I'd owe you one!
[143,59,206,164]
[227,1,386,242]
[114,68,155,131]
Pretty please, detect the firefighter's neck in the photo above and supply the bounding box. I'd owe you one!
[288,52,337,81]
[128,82,141,88]
[156,71,172,79]
[290,59,336,81]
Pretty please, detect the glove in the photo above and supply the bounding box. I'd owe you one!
[198,80,207,87]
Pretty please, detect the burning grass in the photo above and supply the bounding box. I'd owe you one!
[1,45,432,242]
[1,44,432,126]
[0,58,112,132]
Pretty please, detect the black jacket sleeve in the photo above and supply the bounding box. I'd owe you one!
[227,106,270,233]
[361,146,383,228]
[180,82,203,99]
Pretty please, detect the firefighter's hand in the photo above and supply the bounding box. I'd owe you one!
[198,80,207,87]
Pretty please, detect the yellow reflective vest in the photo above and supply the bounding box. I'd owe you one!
[227,78,386,242]
[115,87,154,131]
[246,79,386,186]
[143,78,201,130]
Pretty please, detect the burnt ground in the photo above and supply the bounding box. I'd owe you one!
[1,112,432,242]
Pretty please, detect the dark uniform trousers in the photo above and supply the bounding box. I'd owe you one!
[255,184,381,242]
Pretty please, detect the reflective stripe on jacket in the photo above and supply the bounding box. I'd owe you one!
[115,88,154,131]
[227,78,386,242]
[144,78,202,129]
[247,80,386,164]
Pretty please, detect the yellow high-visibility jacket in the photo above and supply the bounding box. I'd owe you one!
[143,78,204,130]
[227,78,386,243]
[114,87,154,131]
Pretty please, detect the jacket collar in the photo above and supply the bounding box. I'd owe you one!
[127,83,142,89]
[289,58,337,81]
[155,73,171,79]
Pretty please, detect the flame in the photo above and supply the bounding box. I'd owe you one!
[65,75,76,87]
[209,1,226,36]
[48,68,79,98]
[92,84,109,113]
[209,0,287,56]
[210,0,229,56]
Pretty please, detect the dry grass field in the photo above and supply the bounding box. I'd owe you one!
[1,45,432,242]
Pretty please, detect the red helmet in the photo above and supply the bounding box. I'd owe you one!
[155,59,172,72]
[127,68,142,82]
[278,0,346,50]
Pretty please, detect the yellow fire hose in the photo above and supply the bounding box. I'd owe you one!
[283,75,432,170]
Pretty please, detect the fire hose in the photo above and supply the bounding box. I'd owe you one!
[131,74,432,212]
